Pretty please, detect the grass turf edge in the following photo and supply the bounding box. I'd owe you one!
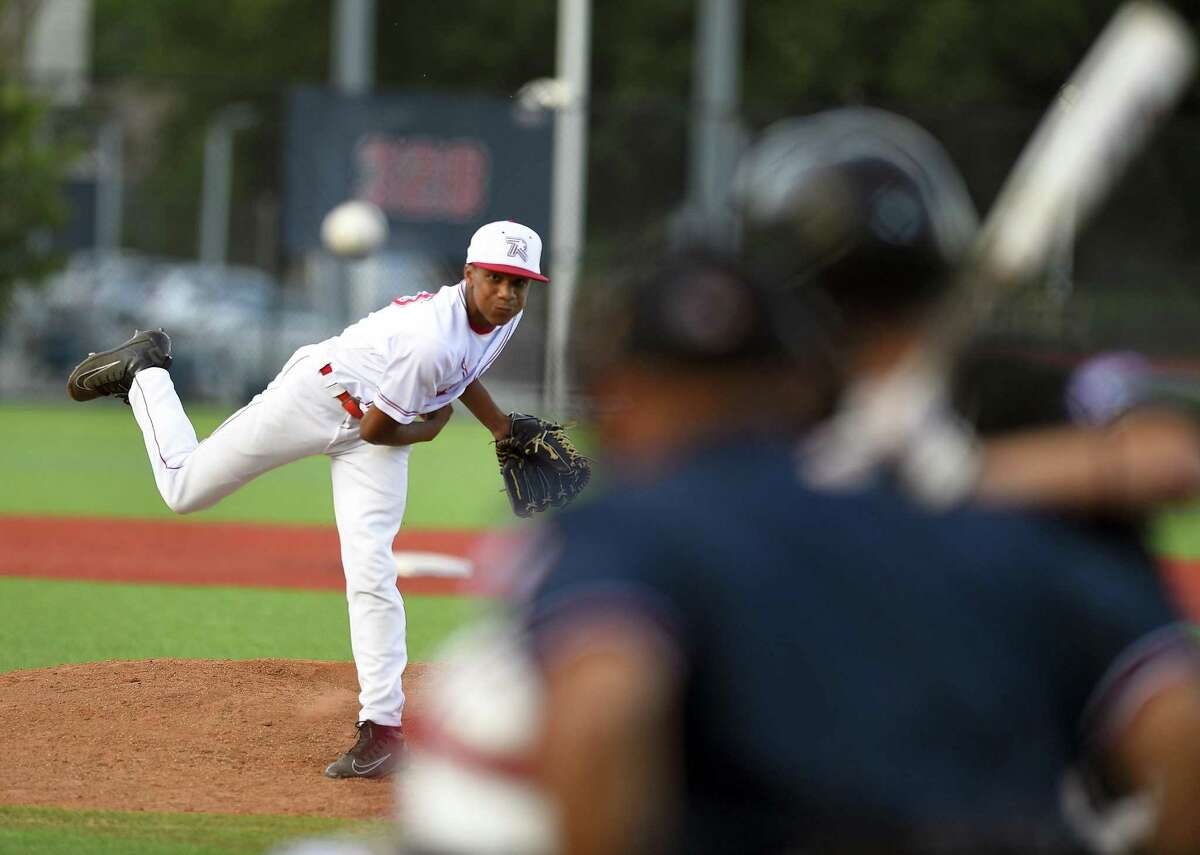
[0,577,486,673]
[0,805,391,855]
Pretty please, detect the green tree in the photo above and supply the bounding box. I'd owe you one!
[88,0,1199,265]
[90,0,330,260]
[0,0,67,311]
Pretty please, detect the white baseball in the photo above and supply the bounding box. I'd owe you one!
[320,200,388,258]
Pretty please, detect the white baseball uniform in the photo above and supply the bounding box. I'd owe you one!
[125,278,522,726]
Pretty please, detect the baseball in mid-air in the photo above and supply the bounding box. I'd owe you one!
[321,200,389,258]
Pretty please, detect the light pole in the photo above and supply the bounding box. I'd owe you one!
[95,120,123,257]
[540,0,592,418]
[332,0,375,95]
[683,0,744,249]
[198,103,258,267]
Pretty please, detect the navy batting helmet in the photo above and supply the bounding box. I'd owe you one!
[734,108,978,329]
[578,252,826,370]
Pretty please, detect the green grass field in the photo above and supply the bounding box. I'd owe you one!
[1150,505,1200,559]
[0,806,390,855]
[3,401,1200,854]
[0,401,513,528]
[0,402,513,854]
[0,577,483,673]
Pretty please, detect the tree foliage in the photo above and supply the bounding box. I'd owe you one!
[94,0,327,86]
[85,0,1200,264]
[0,0,67,309]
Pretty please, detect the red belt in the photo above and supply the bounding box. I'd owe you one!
[319,363,364,420]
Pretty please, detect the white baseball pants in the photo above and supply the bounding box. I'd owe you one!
[126,344,411,727]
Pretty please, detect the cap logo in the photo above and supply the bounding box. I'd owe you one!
[505,237,529,263]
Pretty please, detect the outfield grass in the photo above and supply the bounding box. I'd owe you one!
[3,401,1192,553]
[1150,506,1200,559]
[0,577,482,673]
[0,402,513,529]
[0,805,389,855]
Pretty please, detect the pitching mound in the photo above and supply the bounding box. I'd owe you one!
[0,658,434,818]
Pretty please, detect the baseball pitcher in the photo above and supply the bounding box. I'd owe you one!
[66,220,585,778]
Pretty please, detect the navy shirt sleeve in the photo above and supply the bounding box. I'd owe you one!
[524,507,690,667]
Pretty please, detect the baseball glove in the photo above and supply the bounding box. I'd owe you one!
[495,413,591,517]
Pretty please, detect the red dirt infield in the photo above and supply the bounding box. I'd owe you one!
[1159,559,1200,622]
[0,658,430,818]
[0,515,497,596]
[3,514,1200,821]
[3,514,1200,618]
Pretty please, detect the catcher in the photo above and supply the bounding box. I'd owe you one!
[65,220,588,780]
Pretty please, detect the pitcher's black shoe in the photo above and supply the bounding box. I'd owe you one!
[323,720,405,779]
[67,329,173,402]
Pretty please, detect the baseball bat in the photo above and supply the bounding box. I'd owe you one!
[805,1,1196,491]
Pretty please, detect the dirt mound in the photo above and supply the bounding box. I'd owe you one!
[0,658,433,818]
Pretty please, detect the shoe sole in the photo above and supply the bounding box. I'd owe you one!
[66,331,169,402]
[323,759,397,779]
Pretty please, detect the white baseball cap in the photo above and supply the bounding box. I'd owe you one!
[465,221,549,282]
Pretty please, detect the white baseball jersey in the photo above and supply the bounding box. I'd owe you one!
[322,281,522,423]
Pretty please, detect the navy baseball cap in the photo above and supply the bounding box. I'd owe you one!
[578,252,837,373]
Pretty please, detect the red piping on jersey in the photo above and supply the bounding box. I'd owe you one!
[393,291,435,306]
[458,284,497,335]
[478,320,518,377]
[377,390,420,417]
[132,374,183,471]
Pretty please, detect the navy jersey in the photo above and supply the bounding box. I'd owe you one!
[524,440,1189,854]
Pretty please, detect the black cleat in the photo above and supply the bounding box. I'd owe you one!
[66,329,173,402]
[323,720,405,779]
